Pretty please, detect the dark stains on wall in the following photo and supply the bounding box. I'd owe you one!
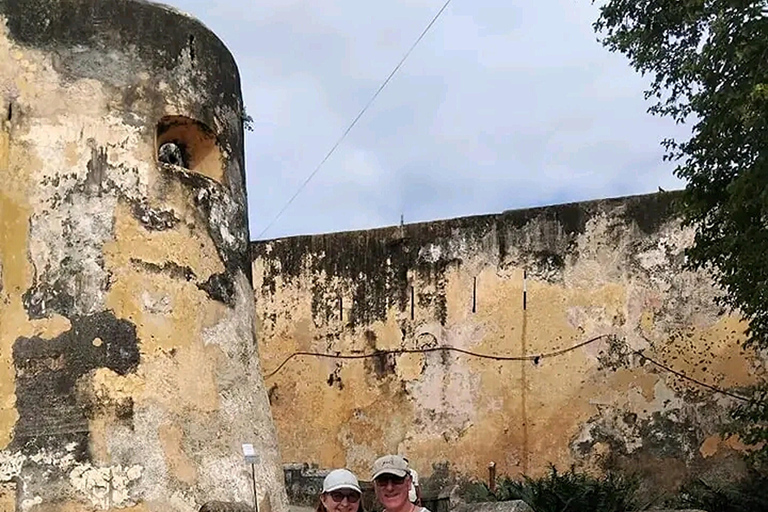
[85,145,108,196]
[252,192,684,330]
[622,191,680,235]
[635,411,702,459]
[573,403,727,499]
[533,250,566,272]
[198,272,236,307]
[22,133,247,319]
[267,383,279,405]
[366,351,397,380]
[11,311,140,454]
[326,363,344,389]
[282,465,327,508]
[136,158,248,305]
[499,201,590,236]
[130,257,197,282]
[164,164,251,289]
[130,199,181,231]
[22,277,77,320]
[596,335,632,372]
[360,330,397,381]
[128,258,236,307]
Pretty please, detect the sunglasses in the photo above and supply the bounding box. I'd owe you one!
[328,491,361,503]
[374,475,407,486]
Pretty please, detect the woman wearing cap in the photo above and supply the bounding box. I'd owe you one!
[316,468,365,512]
[371,455,431,512]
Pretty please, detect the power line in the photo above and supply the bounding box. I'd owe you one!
[263,334,752,402]
[255,0,454,239]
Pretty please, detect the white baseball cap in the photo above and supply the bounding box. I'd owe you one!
[322,469,362,494]
[371,455,409,480]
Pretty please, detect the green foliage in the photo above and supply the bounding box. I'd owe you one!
[242,107,254,132]
[726,382,768,470]
[462,467,768,512]
[668,474,768,512]
[466,465,643,512]
[594,0,768,349]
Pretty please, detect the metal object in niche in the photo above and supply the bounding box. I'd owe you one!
[158,142,186,168]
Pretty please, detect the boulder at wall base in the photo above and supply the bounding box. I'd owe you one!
[451,501,534,512]
[199,501,254,512]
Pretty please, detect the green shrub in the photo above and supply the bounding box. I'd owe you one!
[465,465,642,512]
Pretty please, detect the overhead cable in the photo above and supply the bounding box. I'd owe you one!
[255,0,454,239]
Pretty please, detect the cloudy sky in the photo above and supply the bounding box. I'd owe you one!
[164,0,690,240]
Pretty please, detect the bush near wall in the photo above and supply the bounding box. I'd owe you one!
[462,466,768,512]
[462,466,643,512]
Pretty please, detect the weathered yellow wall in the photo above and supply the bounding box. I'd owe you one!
[0,2,286,512]
[252,193,760,495]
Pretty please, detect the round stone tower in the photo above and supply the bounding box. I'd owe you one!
[0,1,288,511]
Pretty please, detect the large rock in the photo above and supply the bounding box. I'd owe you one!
[452,501,534,512]
[201,502,254,512]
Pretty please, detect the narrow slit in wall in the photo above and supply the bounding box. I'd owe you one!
[188,34,196,63]
[523,270,527,310]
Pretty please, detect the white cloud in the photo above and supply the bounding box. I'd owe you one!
[164,0,690,239]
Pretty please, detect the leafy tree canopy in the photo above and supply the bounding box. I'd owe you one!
[594,0,768,347]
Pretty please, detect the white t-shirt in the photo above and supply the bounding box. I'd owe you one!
[408,468,419,503]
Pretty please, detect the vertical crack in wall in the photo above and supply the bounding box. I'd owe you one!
[520,269,529,476]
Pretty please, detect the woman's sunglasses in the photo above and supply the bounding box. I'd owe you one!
[328,491,361,503]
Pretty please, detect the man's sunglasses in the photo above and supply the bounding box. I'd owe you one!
[374,475,407,486]
[328,491,361,503]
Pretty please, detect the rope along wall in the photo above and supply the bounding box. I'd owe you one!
[263,333,751,402]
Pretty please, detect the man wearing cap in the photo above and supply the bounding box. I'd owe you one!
[372,455,431,512]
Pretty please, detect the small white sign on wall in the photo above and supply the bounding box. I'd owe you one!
[242,443,260,464]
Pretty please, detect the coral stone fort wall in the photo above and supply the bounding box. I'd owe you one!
[0,0,761,509]
[0,1,286,512]
[252,192,761,496]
